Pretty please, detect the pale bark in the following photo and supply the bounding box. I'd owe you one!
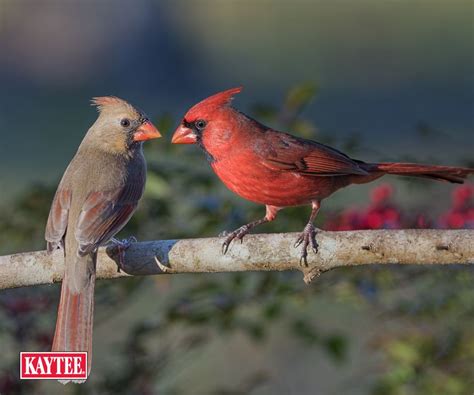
[0,230,472,290]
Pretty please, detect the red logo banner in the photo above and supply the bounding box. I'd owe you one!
[20,352,87,380]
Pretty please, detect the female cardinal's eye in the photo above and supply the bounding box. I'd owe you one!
[195,120,206,130]
[120,118,130,127]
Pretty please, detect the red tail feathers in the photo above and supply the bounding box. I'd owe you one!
[52,255,96,384]
[373,162,474,184]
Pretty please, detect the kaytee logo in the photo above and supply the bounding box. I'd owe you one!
[20,352,87,380]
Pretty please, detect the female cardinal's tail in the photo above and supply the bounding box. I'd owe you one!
[52,252,96,384]
[371,162,474,183]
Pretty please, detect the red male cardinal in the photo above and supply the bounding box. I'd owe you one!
[172,87,473,263]
[45,97,161,382]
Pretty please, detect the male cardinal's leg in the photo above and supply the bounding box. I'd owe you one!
[222,205,280,254]
[295,201,321,266]
[109,236,137,272]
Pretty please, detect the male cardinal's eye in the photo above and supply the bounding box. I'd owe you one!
[120,118,130,127]
[195,120,206,130]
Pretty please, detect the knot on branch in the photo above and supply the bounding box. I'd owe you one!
[303,267,321,284]
[435,244,463,259]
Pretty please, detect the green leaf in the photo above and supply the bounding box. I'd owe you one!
[144,172,170,199]
[285,82,318,110]
[323,334,348,362]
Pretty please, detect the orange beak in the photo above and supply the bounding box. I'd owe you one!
[171,124,197,144]
[133,121,162,141]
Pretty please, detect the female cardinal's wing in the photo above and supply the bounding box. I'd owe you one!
[259,131,369,176]
[75,182,143,256]
[45,189,72,252]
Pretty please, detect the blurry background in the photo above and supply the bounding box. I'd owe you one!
[0,1,473,394]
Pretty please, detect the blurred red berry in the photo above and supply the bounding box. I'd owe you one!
[439,184,473,229]
[415,214,431,228]
[452,184,473,209]
[366,212,384,229]
[370,184,393,205]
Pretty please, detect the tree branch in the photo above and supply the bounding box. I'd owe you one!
[1,230,473,290]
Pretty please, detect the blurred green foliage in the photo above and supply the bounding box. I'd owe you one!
[0,84,473,395]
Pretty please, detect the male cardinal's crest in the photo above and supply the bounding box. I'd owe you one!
[185,87,242,119]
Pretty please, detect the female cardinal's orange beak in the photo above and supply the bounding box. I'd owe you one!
[171,125,197,144]
[133,121,162,141]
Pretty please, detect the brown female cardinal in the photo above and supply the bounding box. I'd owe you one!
[45,97,161,382]
[172,87,473,263]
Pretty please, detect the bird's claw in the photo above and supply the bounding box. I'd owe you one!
[155,256,174,273]
[294,224,319,267]
[294,235,304,248]
[221,225,250,255]
[299,252,308,266]
[222,241,230,255]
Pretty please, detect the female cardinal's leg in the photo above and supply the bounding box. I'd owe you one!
[108,236,137,272]
[222,205,281,254]
[295,200,321,266]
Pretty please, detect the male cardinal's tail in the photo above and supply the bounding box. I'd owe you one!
[52,252,96,384]
[371,162,474,184]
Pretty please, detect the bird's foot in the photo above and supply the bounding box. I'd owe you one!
[222,224,252,254]
[294,223,319,267]
[110,236,137,272]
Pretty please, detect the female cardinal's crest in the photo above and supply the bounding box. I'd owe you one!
[186,87,243,119]
[91,96,134,113]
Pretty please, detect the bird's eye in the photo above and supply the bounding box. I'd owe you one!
[195,120,206,130]
[120,118,130,127]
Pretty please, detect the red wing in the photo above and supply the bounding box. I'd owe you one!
[75,183,143,255]
[45,189,72,252]
[260,132,368,176]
